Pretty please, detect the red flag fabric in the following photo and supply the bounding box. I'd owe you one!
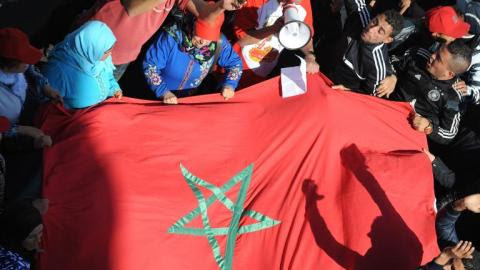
[38,74,439,270]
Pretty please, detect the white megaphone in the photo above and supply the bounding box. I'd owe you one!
[278,2,312,50]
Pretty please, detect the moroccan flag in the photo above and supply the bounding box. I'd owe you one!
[38,74,439,270]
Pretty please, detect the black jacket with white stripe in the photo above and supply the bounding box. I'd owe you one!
[460,1,480,104]
[461,35,480,105]
[335,39,394,95]
[334,0,394,95]
[392,48,462,145]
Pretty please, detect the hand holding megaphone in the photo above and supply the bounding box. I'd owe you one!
[271,15,285,33]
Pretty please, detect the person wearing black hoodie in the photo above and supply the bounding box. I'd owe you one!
[0,199,45,270]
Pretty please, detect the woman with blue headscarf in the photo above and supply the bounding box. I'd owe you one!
[42,21,122,109]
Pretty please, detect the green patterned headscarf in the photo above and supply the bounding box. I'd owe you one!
[164,23,217,64]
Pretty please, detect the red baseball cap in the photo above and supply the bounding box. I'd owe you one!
[195,8,225,41]
[0,28,42,64]
[426,6,470,39]
[0,116,10,133]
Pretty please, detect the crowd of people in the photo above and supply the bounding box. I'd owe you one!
[0,0,480,269]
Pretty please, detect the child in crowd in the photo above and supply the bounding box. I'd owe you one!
[0,27,58,147]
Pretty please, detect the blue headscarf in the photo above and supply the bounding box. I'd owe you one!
[49,21,116,77]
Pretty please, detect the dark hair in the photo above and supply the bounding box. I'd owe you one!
[383,9,404,38]
[463,250,480,270]
[0,56,21,70]
[445,39,473,74]
[0,199,42,251]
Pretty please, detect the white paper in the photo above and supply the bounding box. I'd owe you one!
[281,56,307,98]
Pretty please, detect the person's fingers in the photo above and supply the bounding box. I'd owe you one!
[332,85,350,91]
[463,241,472,253]
[466,246,475,258]
[376,86,390,97]
[223,90,234,100]
[376,88,384,94]
[460,241,470,252]
[46,135,52,145]
[465,242,475,253]
[453,82,467,94]
[453,241,464,253]
[377,86,388,93]
[41,135,52,147]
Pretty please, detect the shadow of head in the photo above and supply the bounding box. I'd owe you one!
[366,216,414,251]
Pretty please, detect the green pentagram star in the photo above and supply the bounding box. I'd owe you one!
[168,164,281,270]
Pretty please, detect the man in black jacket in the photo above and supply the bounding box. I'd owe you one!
[392,40,473,145]
[332,0,404,98]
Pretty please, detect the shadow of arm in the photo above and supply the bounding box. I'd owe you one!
[303,180,361,268]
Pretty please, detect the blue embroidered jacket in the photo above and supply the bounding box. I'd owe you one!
[0,246,30,270]
[143,29,243,98]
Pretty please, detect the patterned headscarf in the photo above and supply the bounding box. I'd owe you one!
[164,23,217,64]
